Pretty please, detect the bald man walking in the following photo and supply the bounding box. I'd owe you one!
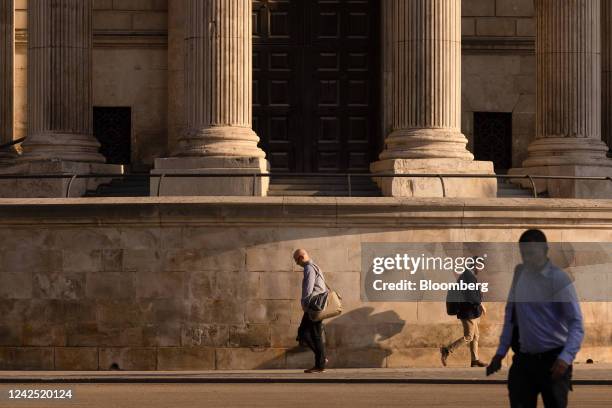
[294,249,328,373]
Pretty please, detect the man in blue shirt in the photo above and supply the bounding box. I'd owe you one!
[487,229,584,408]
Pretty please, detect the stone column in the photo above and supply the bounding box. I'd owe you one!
[603,0,612,151]
[0,0,15,161]
[512,0,612,198]
[153,0,269,196]
[20,0,104,163]
[371,0,495,198]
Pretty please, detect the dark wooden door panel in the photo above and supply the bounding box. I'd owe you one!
[253,0,380,173]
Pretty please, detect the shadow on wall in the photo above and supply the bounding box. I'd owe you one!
[257,307,405,369]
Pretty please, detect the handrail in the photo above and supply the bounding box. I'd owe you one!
[0,172,609,198]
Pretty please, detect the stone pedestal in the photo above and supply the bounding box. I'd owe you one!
[154,0,268,196]
[371,159,495,198]
[152,157,269,196]
[0,160,122,198]
[511,0,612,198]
[371,0,495,198]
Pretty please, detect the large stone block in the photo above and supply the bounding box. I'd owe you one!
[62,250,102,273]
[157,347,215,370]
[99,347,157,370]
[23,323,66,347]
[32,272,85,300]
[496,0,535,17]
[270,324,300,348]
[142,323,182,347]
[245,300,292,324]
[188,299,245,325]
[181,325,229,347]
[215,348,285,370]
[0,347,54,370]
[260,272,301,300]
[0,325,23,346]
[164,249,245,272]
[0,272,32,299]
[86,272,135,300]
[327,348,390,368]
[135,271,185,299]
[462,0,495,16]
[371,159,497,198]
[152,157,270,197]
[476,17,517,36]
[55,347,98,370]
[229,324,271,348]
[0,249,62,273]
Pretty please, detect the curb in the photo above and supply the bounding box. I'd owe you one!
[0,377,610,386]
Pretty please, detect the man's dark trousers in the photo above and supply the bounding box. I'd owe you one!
[298,312,326,369]
[508,348,572,408]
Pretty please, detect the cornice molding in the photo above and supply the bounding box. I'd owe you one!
[15,29,168,49]
[0,197,611,229]
[462,36,535,55]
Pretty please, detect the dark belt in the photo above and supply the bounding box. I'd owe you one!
[518,346,564,360]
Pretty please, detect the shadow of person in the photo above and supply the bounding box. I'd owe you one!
[257,306,405,369]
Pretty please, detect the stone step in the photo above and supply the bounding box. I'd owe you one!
[268,190,382,197]
[85,175,150,197]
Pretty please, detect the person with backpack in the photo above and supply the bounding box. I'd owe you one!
[440,259,488,367]
[293,249,328,373]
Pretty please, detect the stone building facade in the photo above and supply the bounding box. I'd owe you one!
[1,0,612,197]
[0,1,612,371]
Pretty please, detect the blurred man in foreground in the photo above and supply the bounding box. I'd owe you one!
[487,229,584,408]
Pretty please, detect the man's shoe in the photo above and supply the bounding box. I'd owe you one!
[471,360,487,367]
[304,367,326,373]
[440,347,449,367]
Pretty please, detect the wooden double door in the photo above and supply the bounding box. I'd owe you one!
[253,0,381,173]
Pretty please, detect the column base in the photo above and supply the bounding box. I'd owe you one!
[0,160,124,198]
[151,156,270,196]
[370,159,497,198]
[20,132,106,164]
[508,164,612,199]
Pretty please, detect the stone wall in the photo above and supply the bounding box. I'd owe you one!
[462,0,537,168]
[0,197,610,370]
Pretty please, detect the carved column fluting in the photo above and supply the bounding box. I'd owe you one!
[0,0,14,158]
[175,0,265,158]
[378,0,472,160]
[602,0,612,151]
[523,0,610,167]
[21,0,104,163]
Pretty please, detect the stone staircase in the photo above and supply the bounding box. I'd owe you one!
[85,174,150,197]
[268,176,382,197]
[82,174,539,198]
[496,178,544,198]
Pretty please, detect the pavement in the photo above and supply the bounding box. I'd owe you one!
[1,364,612,385]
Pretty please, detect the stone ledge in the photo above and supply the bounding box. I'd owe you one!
[2,197,612,227]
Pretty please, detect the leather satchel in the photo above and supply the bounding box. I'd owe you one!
[307,265,343,321]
